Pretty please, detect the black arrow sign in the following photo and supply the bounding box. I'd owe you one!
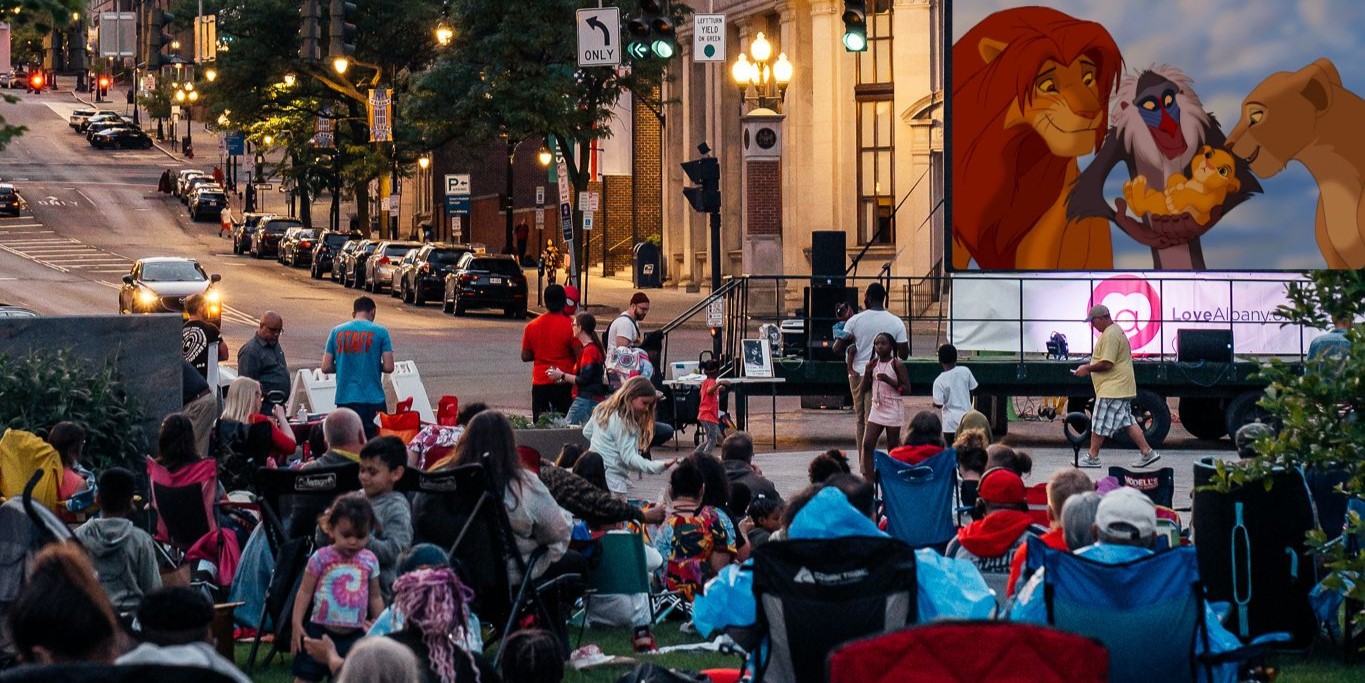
[586,16,611,45]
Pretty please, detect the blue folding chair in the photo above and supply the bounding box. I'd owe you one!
[876,450,956,552]
[1033,538,1282,683]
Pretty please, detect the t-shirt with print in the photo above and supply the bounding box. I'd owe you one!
[1091,324,1136,398]
[932,365,979,433]
[521,312,577,387]
[325,319,393,405]
[182,319,222,378]
[305,545,379,630]
[843,309,907,376]
[607,312,642,353]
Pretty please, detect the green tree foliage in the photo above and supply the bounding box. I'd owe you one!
[0,0,86,150]
[1215,270,1365,613]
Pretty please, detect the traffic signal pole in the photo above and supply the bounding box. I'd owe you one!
[709,208,722,358]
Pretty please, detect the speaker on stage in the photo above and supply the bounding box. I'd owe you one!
[1177,329,1233,363]
[811,231,847,286]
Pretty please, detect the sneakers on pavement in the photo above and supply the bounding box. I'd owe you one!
[1131,450,1162,468]
[1078,455,1102,469]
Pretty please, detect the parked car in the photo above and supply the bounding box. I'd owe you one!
[231,212,273,255]
[174,169,208,197]
[188,186,226,221]
[340,240,379,289]
[118,257,223,325]
[0,184,23,217]
[0,303,39,317]
[250,217,302,259]
[79,112,124,133]
[181,176,218,204]
[386,250,421,299]
[90,127,153,149]
[279,227,321,267]
[394,244,470,306]
[312,230,357,280]
[85,118,132,140]
[68,108,98,130]
[442,253,528,318]
[363,241,422,294]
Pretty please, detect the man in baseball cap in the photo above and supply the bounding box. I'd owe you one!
[1073,301,1160,470]
[1084,304,1110,322]
[1084,486,1159,563]
[946,468,1043,594]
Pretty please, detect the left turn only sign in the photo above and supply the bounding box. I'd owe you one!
[576,7,621,67]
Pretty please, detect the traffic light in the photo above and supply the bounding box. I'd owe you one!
[328,0,357,73]
[148,8,175,69]
[681,155,720,214]
[842,1,867,52]
[626,1,676,61]
[28,72,43,92]
[299,0,322,63]
[97,75,110,98]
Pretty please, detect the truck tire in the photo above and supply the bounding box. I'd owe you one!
[1225,390,1276,438]
[1178,397,1228,441]
[1113,389,1170,450]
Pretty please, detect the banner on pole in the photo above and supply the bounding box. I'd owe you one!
[368,89,392,142]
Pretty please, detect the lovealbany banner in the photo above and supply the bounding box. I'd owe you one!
[949,272,1320,356]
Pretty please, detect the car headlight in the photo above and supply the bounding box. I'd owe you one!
[137,289,158,306]
[205,289,221,304]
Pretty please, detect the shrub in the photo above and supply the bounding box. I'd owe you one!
[0,349,147,470]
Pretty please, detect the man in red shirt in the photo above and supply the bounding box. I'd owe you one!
[521,284,579,420]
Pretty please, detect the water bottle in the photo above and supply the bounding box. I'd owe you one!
[297,406,309,423]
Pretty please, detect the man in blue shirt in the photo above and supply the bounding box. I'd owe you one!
[1307,315,1353,367]
[323,296,395,439]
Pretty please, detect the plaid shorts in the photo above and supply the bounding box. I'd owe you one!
[1092,397,1136,437]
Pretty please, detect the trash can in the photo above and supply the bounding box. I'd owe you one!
[633,242,662,288]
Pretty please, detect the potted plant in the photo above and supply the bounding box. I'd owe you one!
[507,411,589,460]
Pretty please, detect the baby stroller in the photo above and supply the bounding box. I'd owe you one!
[1,471,75,668]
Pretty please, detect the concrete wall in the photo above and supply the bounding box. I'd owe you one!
[0,314,183,450]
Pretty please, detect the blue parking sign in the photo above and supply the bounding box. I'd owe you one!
[224,133,245,156]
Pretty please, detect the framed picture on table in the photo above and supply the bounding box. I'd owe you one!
[742,338,773,378]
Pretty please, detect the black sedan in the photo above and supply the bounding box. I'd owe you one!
[340,240,379,289]
[279,227,321,267]
[250,218,302,259]
[442,253,528,318]
[312,231,357,279]
[231,213,273,255]
[396,244,470,306]
[90,127,152,149]
[0,184,23,216]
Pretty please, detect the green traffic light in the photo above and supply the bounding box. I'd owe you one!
[651,40,675,59]
[843,30,867,52]
[627,41,651,60]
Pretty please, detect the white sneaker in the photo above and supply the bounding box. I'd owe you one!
[1131,451,1162,468]
[1078,455,1102,469]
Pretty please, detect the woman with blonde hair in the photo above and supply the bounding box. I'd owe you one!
[216,375,296,466]
[584,375,678,496]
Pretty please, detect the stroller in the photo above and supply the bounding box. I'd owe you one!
[1,471,76,668]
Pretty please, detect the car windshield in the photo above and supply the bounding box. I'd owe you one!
[265,221,302,233]
[296,229,320,240]
[141,261,206,282]
[325,234,349,247]
[472,259,521,275]
[361,243,379,254]
[384,245,416,257]
[199,193,225,200]
[0,188,14,196]
[430,250,465,265]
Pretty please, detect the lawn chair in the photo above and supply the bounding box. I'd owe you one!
[574,529,664,646]
[750,536,918,683]
[145,456,251,598]
[243,464,359,671]
[1032,538,1283,683]
[1,471,75,668]
[1192,457,1318,649]
[875,450,955,551]
[1108,466,1175,508]
[410,461,581,666]
[827,621,1109,683]
[0,663,239,683]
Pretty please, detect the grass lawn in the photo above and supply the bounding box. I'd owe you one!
[236,627,1360,682]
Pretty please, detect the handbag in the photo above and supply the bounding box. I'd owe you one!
[378,397,422,444]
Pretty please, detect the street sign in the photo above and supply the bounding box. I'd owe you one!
[535,186,545,206]
[560,202,573,242]
[224,132,245,156]
[582,214,595,231]
[587,192,600,212]
[253,183,273,191]
[535,210,545,229]
[98,12,136,58]
[576,7,621,67]
[706,299,725,328]
[387,194,400,212]
[445,196,469,214]
[577,191,600,212]
[444,174,470,197]
[694,14,726,62]
[218,137,226,155]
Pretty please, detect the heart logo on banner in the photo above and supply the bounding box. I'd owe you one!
[1091,275,1162,351]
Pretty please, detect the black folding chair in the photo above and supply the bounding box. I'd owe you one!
[0,663,239,683]
[410,460,580,666]
[244,464,360,671]
[1107,466,1176,509]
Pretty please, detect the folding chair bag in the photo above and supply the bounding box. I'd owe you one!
[751,536,918,683]
[1192,458,1318,648]
[876,450,955,550]
[828,622,1109,683]
[1107,466,1175,508]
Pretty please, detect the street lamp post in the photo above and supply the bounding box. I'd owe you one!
[729,32,793,114]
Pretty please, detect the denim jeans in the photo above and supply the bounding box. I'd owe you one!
[565,396,598,425]
[694,421,722,456]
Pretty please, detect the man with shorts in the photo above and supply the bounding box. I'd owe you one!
[1072,304,1159,469]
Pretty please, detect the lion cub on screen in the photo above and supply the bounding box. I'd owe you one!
[1124,146,1242,226]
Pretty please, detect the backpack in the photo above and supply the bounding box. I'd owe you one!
[210,419,272,492]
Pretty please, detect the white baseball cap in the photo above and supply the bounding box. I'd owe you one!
[1095,486,1157,541]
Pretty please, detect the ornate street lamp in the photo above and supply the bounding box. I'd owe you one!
[729,32,793,114]
[283,73,297,88]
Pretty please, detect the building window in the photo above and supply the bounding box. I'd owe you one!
[857,99,895,245]
[856,0,893,86]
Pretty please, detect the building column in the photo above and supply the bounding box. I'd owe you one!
[807,1,841,262]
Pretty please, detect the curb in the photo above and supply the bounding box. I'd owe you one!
[71,90,183,163]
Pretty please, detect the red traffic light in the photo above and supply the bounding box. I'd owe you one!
[29,73,43,88]
[98,76,110,88]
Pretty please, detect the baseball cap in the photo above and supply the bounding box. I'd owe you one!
[977,467,1027,506]
[1085,304,1111,322]
[1095,486,1157,541]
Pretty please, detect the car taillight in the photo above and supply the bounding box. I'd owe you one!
[420,263,430,273]
[377,256,390,265]
[300,241,312,248]
[460,273,476,283]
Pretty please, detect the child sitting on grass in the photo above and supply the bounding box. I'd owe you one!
[652,459,736,603]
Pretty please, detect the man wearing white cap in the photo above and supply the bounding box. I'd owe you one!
[1072,304,1159,469]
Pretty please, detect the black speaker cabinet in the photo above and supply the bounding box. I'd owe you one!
[1177,329,1233,363]
[806,285,859,361]
[811,231,847,281]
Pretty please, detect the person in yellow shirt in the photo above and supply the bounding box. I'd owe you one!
[1072,305,1160,469]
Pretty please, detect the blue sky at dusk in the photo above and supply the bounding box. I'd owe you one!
[952,0,1365,270]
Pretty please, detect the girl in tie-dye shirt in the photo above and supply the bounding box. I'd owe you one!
[290,492,384,682]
